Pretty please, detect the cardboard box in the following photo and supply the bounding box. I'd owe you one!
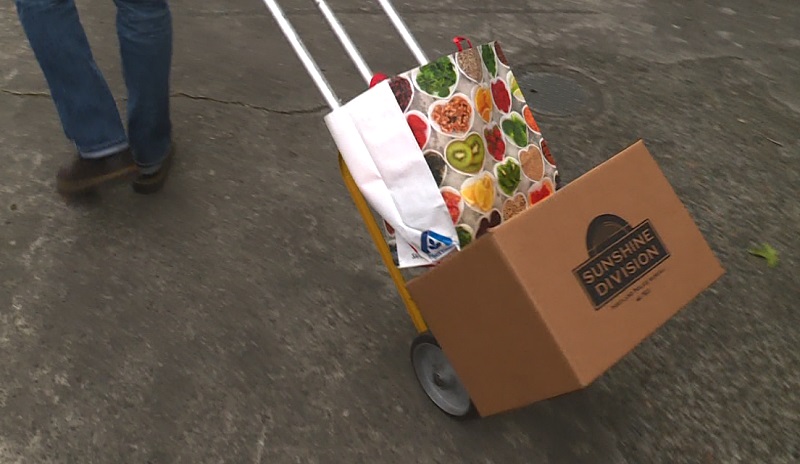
[406,140,725,417]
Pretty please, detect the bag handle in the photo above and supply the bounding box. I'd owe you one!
[452,36,473,52]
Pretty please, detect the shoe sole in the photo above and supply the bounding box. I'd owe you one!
[57,166,139,195]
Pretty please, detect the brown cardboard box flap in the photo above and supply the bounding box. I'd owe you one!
[407,140,725,417]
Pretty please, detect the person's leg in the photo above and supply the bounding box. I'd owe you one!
[114,0,173,183]
[15,0,132,158]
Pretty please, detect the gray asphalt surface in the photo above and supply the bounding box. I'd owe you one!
[1,0,798,463]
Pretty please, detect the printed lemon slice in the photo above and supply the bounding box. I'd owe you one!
[462,173,495,213]
[509,73,524,101]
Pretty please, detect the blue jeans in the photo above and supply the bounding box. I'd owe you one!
[15,0,172,169]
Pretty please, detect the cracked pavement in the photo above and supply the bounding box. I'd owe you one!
[1,0,799,463]
[0,88,328,115]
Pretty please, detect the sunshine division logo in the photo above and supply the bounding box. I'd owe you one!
[573,214,670,309]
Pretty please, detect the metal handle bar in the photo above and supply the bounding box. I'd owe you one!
[261,0,342,109]
[262,0,430,110]
[374,0,429,66]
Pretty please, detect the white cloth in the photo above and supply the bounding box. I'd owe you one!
[324,81,459,268]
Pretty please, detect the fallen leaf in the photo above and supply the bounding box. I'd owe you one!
[748,243,779,268]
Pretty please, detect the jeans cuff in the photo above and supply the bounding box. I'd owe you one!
[80,141,130,159]
[136,143,172,170]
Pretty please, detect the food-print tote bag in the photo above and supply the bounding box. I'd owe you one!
[325,38,560,268]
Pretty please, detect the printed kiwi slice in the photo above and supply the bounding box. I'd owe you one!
[446,140,474,172]
[465,133,485,170]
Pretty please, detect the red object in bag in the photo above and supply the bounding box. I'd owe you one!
[452,36,473,52]
[370,73,389,88]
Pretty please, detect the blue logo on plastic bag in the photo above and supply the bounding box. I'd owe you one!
[421,230,456,259]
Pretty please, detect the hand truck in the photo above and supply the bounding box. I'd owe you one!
[262,0,478,418]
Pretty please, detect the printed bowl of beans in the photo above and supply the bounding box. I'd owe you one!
[455,47,484,84]
[389,75,414,112]
[502,193,528,222]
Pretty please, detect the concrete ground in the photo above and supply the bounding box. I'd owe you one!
[1,0,798,462]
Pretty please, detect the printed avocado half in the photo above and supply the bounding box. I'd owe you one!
[447,133,485,174]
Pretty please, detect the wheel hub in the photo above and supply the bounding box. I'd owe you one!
[412,341,472,417]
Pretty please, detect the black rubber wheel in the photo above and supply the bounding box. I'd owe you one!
[410,332,478,420]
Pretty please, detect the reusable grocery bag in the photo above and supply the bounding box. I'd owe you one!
[325,39,560,268]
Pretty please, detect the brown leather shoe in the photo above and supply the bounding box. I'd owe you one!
[56,149,137,194]
[132,144,175,195]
